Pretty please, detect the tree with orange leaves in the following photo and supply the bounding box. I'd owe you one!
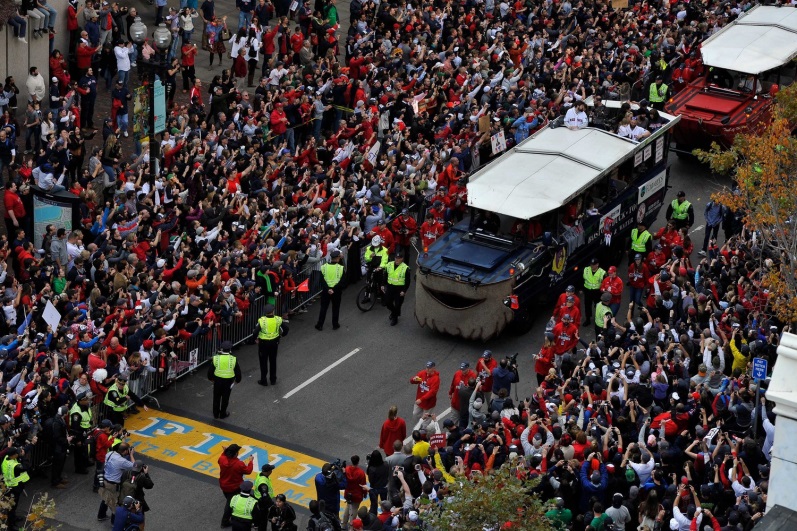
[695,83,797,324]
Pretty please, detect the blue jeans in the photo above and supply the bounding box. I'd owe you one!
[609,303,621,317]
[46,184,66,194]
[8,15,27,37]
[629,287,644,307]
[117,113,129,133]
[102,164,117,181]
[117,69,130,87]
[182,29,194,44]
[39,3,57,28]
[313,116,322,141]
[238,11,252,31]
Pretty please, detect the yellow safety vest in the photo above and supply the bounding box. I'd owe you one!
[253,475,274,500]
[2,456,29,487]
[595,302,613,328]
[670,199,691,220]
[365,246,388,268]
[321,262,344,288]
[103,383,129,412]
[649,82,668,103]
[630,228,652,252]
[213,354,236,379]
[258,316,282,340]
[230,494,256,520]
[69,402,93,430]
[386,261,408,286]
[583,267,605,290]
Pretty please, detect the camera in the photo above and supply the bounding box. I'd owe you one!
[508,352,519,366]
[327,458,347,483]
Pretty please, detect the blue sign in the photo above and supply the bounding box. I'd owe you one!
[153,80,166,135]
[752,357,768,380]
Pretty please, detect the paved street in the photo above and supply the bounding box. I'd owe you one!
[21,137,731,529]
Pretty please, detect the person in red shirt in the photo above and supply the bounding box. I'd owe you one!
[447,177,468,222]
[552,314,579,357]
[342,456,368,529]
[646,270,672,310]
[409,361,440,424]
[4,182,26,238]
[448,362,477,425]
[369,220,395,255]
[93,419,114,492]
[647,243,668,272]
[653,219,680,259]
[475,350,498,394]
[419,212,444,249]
[270,102,289,140]
[553,295,581,326]
[378,406,406,456]
[600,266,624,315]
[534,332,556,384]
[181,41,198,92]
[218,444,254,528]
[627,253,650,307]
[553,285,581,315]
[391,208,417,257]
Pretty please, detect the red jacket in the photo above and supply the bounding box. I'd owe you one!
[218,454,253,493]
[262,25,279,55]
[379,417,406,456]
[391,215,417,246]
[449,369,476,410]
[343,466,368,504]
[76,43,99,69]
[627,261,650,289]
[552,321,579,355]
[535,345,556,376]
[600,275,623,305]
[410,369,440,410]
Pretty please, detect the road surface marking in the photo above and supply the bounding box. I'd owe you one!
[690,224,705,234]
[283,347,362,399]
[127,410,326,509]
[404,407,452,445]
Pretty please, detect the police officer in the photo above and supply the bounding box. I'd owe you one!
[384,251,410,326]
[69,391,93,474]
[254,304,289,386]
[103,372,148,427]
[253,463,275,501]
[2,447,29,527]
[595,291,614,337]
[629,220,653,257]
[666,190,694,230]
[316,250,345,331]
[230,480,260,530]
[207,341,242,419]
[582,257,606,326]
[364,235,389,282]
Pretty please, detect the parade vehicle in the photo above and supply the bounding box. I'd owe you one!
[665,5,797,151]
[414,112,680,341]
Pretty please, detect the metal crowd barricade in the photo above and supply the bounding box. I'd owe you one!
[26,287,333,471]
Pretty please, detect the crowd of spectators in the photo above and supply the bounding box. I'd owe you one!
[0,0,790,529]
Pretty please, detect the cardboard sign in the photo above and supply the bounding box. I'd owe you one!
[43,301,62,332]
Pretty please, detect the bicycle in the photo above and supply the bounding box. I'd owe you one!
[356,267,385,312]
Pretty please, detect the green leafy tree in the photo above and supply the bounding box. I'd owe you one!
[423,464,552,531]
[694,82,797,323]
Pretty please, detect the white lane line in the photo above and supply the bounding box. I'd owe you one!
[403,406,452,444]
[690,224,705,234]
[282,347,362,399]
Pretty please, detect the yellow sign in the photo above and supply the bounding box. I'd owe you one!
[126,411,327,509]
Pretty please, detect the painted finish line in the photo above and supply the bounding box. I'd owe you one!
[126,411,325,509]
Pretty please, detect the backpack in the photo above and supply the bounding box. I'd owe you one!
[307,513,335,531]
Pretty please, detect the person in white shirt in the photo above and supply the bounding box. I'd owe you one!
[617,115,651,141]
[114,41,132,87]
[564,101,589,130]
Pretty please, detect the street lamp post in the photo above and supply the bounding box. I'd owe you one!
[128,19,172,186]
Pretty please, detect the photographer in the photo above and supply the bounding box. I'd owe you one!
[314,460,347,523]
[490,356,519,402]
[113,496,145,531]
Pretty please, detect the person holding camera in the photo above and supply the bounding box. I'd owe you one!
[113,496,145,531]
[314,461,347,525]
[490,357,519,402]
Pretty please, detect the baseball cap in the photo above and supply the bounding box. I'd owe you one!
[482,350,492,358]
[220,341,233,351]
[426,361,436,368]
[460,362,470,370]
